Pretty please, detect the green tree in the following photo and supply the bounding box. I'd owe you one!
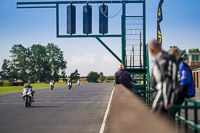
[169,46,188,61]
[0,59,12,79]
[29,44,46,82]
[10,44,29,81]
[98,72,105,83]
[188,48,200,53]
[45,43,67,81]
[1,43,67,82]
[9,61,18,79]
[87,71,99,82]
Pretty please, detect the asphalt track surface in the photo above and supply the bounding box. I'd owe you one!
[0,83,113,133]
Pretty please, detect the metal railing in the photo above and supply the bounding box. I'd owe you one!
[131,46,155,104]
[169,98,200,133]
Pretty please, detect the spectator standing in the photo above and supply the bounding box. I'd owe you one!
[169,48,195,105]
[148,39,177,114]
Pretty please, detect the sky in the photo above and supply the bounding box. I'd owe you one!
[0,0,200,76]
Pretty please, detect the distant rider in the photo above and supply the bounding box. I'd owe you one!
[77,79,80,86]
[24,81,35,102]
[68,79,72,90]
[50,80,54,90]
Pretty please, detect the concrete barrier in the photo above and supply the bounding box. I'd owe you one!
[105,84,176,133]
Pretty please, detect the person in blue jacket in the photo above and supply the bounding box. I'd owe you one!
[169,48,195,105]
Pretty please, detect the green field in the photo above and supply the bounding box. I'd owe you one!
[0,82,76,94]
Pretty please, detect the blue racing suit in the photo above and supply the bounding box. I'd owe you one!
[179,61,195,97]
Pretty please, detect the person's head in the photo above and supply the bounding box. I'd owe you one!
[118,64,124,71]
[148,39,162,57]
[168,48,181,61]
[27,80,30,85]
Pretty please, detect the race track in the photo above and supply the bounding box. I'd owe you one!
[0,83,113,133]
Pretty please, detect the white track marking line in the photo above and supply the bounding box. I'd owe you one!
[99,88,115,133]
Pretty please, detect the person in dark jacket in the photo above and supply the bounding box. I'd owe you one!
[169,48,195,105]
[115,64,134,92]
[148,39,177,114]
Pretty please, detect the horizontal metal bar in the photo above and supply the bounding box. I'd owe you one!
[171,105,200,110]
[133,79,147,81]
[185,98,200,104]
[57,34,122,38]
[125,16,143,17]
[176,115,200,131]
[125,68,146,70]
[17,1,144,5]
[134,84,147,87]
[17,6,56,8]
[125,55,143,57]
[134,90,154,94]
[126,66,145,67]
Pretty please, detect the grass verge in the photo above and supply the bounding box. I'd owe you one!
[0,82,75,94]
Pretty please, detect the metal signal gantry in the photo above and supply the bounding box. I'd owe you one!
[17,0,146,66]
[17,0,151,103]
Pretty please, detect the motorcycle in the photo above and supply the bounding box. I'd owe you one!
[68,81,72,90]
[50,81,54,90]
[22,87,33,107]
[51,85,54,90]
[68,85,72,90]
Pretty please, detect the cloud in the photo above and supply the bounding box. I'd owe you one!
[66,53,119,76]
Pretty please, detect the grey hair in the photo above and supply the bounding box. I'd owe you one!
[148,39,161,49]
[118,64,124,70]
[169,48,181,61]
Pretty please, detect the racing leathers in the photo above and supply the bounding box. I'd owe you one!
[151,51,177,113]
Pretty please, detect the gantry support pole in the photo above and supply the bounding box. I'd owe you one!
[121,2,126,66]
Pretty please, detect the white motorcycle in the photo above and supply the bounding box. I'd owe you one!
[22,87,34,107]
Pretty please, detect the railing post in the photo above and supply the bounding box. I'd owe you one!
[185,100,188,128]
[194,102,198,133]
[178,109,181,123]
